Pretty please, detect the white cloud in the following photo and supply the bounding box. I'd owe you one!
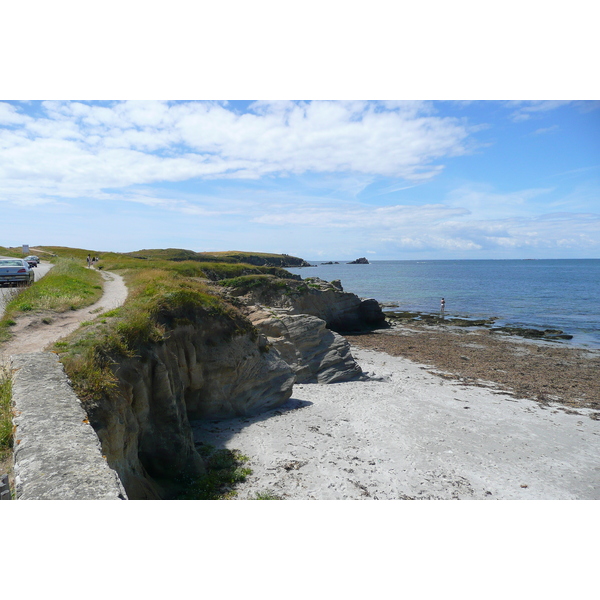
[0,102,29,125]
[0,101,476,207]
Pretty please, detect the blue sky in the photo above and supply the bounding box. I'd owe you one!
[1,99,599,260]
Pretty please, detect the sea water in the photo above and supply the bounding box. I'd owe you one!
[286,259,600,349]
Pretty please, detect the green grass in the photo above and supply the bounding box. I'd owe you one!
[0,246,22,258]
[0,258,104,343]
[125,248,307,267]
[37,246,301,282]
[0,364,13,463]
[178,447,252,500]
[253,490,283,500]
[220,274,292,293]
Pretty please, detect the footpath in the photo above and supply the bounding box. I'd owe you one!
[1,269,129,500]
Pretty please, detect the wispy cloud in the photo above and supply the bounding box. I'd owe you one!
[506,100,572,122]
[532,125,559,135]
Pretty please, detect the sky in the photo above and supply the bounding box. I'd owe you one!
[2,99,598,260]
[2,2,599,262]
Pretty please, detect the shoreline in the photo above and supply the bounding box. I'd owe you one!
[380,307,600,351]
[192,344,600,500]
[345,321,600,413]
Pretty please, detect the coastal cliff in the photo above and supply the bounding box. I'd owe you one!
[56,255,385,499]
[84,319,295,499]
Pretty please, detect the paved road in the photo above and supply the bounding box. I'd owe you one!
[0,258,54,318]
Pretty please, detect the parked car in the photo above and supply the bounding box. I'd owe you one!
[24,255,39,267]
[0,258,35,286]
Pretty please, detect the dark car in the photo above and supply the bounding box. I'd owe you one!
[24,255,39,267]
[0,258,35,286]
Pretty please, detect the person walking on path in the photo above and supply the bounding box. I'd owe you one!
[440,297,446,318]
[86,254,91,268]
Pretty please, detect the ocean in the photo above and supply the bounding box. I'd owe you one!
[286,259,600,349]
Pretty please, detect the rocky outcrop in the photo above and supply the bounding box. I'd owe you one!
[347,257,369,264]
[248,307,362,383]
[83,321,295,499]
[228,277,386,332]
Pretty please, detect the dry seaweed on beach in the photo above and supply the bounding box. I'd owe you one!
[345,323,600,412]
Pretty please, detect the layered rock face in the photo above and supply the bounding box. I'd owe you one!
[85,320,295,499]
[230,277,386,332]
[248,307,362,384]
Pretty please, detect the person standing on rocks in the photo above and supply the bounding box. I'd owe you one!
[440,297,446,318]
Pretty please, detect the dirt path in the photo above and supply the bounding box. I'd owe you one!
[0,270,128,359]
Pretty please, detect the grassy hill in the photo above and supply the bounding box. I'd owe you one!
[125,248,310,267]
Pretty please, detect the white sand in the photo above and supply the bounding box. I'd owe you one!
[193,346,600,500]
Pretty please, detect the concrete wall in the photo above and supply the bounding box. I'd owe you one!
[11,352,127,500]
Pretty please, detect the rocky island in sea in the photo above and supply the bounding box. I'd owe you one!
[347,257,369,264]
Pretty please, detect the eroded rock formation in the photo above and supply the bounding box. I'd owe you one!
[248,307,362,384]
[84,320,295,499]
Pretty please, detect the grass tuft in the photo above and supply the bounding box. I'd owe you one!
[0,364,13,462]
[253,490,283,500]
[178,448,252,500]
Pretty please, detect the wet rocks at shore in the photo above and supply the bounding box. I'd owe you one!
[384,310,573,342]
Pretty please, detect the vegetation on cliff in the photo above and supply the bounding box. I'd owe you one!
[49,253,298,499]
[126,248,310,268]
[220,274,302,295]
[36,246,300,282]
[0,365,12,469]
[55,267,253,403]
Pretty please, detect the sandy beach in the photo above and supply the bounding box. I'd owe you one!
[192,327,600,500]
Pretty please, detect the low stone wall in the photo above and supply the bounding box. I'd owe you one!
[11,352,127,500]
